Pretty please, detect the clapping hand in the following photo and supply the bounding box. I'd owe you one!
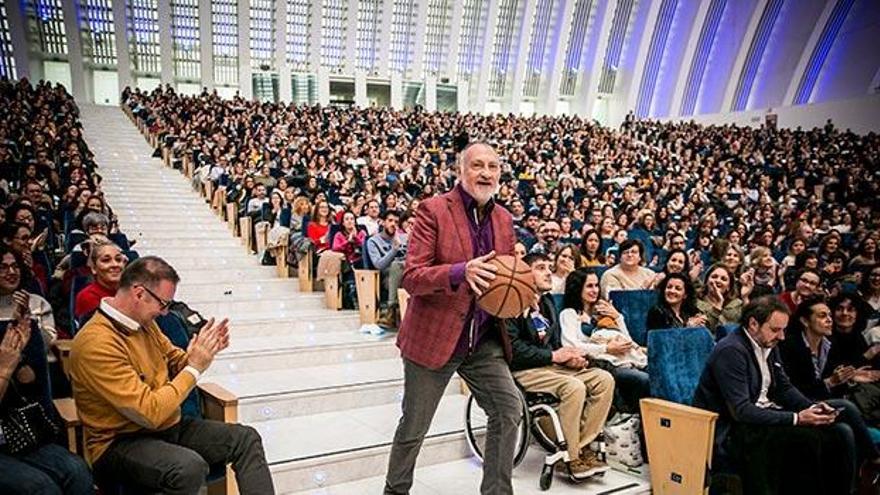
[186,318,231,373]
[686,314,708,328]
[11,290,30,323]
[0,320,30,376]
[852,366,880,384]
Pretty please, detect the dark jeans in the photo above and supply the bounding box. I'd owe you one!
[729,399,878,495]
[384,338,523,495]
[610,366,650,413]
[93,417,274,495]
[0,443,94,494]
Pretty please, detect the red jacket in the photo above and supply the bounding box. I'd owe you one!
[397,189,516,369]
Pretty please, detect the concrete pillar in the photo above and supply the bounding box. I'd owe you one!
[390,72,402,109]
[354,70,368,107]
[457,79,469,113]
[445,1,464,82]
[111,0,132,95]
[425,75,437,113]
[275,0,290,102]
[509,0,538,113]
[61,0,88,101]
[199,0,214,90]
[308,0,321,71]
[410,0,429,77]
[377,0,393,75]
[238,0,252,99]
[317,67,330,105]
[541,0,576,115]
[157,0,173,85]
[5,0,31,80]
[345,0,358,74]
[474,0,500,113]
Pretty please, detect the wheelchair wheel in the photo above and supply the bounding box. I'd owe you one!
[464,393,530,468]
[529,410,562,453]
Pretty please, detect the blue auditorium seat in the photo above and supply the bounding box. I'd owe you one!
[609,289,657,346]
[716,323,739,342]
[647,327,715,405]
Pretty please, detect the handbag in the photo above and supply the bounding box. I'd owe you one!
[0,382,60,455]
[602,413,643,467]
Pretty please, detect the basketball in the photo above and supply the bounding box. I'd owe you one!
[476,255,537,319]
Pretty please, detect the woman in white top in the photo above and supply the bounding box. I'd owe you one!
[560,268,649,413]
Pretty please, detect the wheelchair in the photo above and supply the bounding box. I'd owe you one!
[464,384,606,491]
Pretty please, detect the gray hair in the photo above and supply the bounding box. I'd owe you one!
[82,212,110,232]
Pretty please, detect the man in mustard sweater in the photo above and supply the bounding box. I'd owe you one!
[70,256,274,494]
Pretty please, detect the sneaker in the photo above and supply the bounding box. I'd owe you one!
[567,459,593,480]
[577,450,610,478]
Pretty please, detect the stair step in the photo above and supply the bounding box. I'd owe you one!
[186,293,325,316]
[176,279,302,300]
[226,314,362,338]
[259,395,471,493]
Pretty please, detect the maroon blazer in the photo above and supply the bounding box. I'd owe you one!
[397,189,516,369]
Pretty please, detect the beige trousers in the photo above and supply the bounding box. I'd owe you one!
[513,365,614,460]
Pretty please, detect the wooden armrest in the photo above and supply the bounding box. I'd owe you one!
[54,397,81,454]
[54,397,80,427]
[199,382,238,423]
[55,339,73,377]
[55,339,73,354]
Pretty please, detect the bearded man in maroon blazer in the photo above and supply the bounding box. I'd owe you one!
[384,142,522,495]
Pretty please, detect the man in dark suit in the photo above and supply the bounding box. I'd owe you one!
[384,143,522,495]
[694,296,880,494]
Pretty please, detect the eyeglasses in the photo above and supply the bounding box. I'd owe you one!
[137,285,173,311]
[0,263,20,273]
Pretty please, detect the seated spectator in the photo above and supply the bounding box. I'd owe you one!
[74,240,126,320]
[550,245,580,294]
[332,211,367,266]
[748,246,779,293]
[694,296,880,495]
[307,200,332,253]
[69,256,275,493]
[662,248,703,286]
[0,222,45,295]
[529,220,561,255]
[286,195,313,269]
[850,238,877,271]
[779,269,822,313]
[0,318,94,494]
[507,254,613,479]
[646,273,707,331]
[559,268,648,413]
[261,191,291,262]
[695,264,748,332]
[829,293,879,368]
[779,296,861,400]
[578,229,604,267]
[357,199,381,236]
[365,210,406,315]
[599,240,661,299]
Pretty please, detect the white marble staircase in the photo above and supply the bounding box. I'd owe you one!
[77,104,649,495]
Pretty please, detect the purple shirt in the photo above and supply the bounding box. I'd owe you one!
[450,184,496,356]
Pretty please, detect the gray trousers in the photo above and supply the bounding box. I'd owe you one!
[93,417,275,495]
[385,260,405,306]
[384,338,523,495]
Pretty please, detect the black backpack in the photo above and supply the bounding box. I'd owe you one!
[168,301,208,339]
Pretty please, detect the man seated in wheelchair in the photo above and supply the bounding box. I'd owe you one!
[507,252,615,480]
[365,209,406,326]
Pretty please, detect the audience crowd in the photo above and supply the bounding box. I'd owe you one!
[1,75,879,493]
